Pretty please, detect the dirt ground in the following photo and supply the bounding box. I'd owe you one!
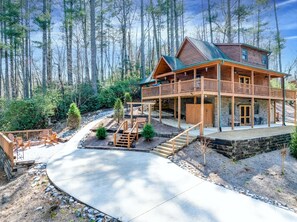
[171,142,297,212]
[0,165,116,222]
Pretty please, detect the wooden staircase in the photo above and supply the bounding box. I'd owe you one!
[115,131,137,148]
[151,121,203,158]
[113,120,139,148]
[151,134,196,157]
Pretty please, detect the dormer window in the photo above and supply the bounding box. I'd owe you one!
[262,55,268,65]
[242,49,248,61]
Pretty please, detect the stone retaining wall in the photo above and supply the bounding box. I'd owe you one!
[0,147,14,180]
[208,133,291,160]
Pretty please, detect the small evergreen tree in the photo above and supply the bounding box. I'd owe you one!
[124,92,132,106]
[290,127,297,158]
[96,125,107,140]
[114,98,124,124]
[141,124,155,141]
[67,103,81,129]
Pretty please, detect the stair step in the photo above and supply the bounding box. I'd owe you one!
[155,145,175,151]
[151,150,168,158]
[162,141,185,147]
[153,148,173,155]
[162,143,183,149]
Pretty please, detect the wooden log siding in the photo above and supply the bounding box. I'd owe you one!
[0,132,14,167]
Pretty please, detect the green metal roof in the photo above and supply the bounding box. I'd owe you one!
[188,37,230,60]
[139,72,155,85]
[163,55,186,70]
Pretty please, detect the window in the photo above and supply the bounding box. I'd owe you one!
[239,76,250,84]
[262,55,268,65]
[242,49,248,61]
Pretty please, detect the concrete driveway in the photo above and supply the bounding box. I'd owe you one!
[47,120,297,222]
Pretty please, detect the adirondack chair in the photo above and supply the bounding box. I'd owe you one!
[44,132,59,146]
[40,129,50,145]
[15,137,31,160]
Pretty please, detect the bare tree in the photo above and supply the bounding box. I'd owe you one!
[90,0,97,94]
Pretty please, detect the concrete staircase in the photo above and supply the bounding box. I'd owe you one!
[151,134,196,158]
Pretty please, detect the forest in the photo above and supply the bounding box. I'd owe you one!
[0,0,296,131]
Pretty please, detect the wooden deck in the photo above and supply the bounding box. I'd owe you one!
[142,77,296,100]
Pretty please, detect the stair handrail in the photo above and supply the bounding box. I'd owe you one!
[113,120,128,146]
[169,121,202,154]
[128,121,139,148]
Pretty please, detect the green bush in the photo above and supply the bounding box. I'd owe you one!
[124,92,132,106]
[290,127,297,158]
[141,124,155,141]
[96,125,107,140]
[114,98,124,124]
[67,103,81,129]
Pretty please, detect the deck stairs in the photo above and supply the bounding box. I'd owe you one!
[113,120,139,148]
[151,134,196,158]
[115,131,137,148]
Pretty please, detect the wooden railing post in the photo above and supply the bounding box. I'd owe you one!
[172,141,175,153]
[186,132,189,145]
[128,134,130,148]
[113,134,116,146]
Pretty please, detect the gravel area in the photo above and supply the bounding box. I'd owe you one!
[170,142,297,213]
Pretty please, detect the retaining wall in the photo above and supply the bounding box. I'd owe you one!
[0,147,14,180]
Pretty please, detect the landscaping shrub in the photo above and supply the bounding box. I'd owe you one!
[141,124,155,141]
[96,125,107,140]
[124,92,132,106]
[67,103,81,129]
[290,127,297,158]
[114,98,124,124]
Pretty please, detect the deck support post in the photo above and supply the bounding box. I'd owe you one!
[282,77,286,126]
[194,96,197,104]
[130,103,133,127]
[217,63,222,132]
[200,76,204,135]
[159,98,162,123]
[231,66,235,130]
[251,71,254,128]
[148,104,152,124]
[178,96,181,129]
[268,99,271,127]
[274,100,276,123]
[174,98,177,119]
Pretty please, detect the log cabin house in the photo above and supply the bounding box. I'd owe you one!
[141,37,297,134]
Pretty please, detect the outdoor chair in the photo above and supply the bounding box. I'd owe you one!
[44,132,59,146]
[40,129,50,145]
[15,137,31,160]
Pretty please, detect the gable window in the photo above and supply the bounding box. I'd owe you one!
[242,49,248,61]
[262,55,268,65]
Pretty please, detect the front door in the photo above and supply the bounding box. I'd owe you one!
[240,105,251,126]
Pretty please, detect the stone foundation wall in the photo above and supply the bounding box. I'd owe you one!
[0,147,14,180]
[208,133,291,160]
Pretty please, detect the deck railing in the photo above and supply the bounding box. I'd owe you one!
[2,129,53,141]
[142,78,296,100]
[0,132,14,167]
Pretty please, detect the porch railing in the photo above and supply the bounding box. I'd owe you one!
[142,78,297,100]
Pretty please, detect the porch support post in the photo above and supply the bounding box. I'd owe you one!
[217,63,222,132]
[159,84,162,123]
[231,66,235,130]
[268,99,271,127]
[130,103,133,127]
[251,71,254,128]
[200,76,204,135]
[178,96,181,129]
[193,69,197,91]
[281,77,286,126]
[194,96,197,104]
[148,104,152,124]
[174,98,177,119]
[159,98,162,123]
[274,100,276,123]
[178,80,181,129]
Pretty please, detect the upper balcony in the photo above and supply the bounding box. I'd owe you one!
[142,78,296,101]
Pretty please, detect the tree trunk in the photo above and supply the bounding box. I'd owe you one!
[207,0,213,43]
[140,0,145,79]
[273,0,282,72]
[42,0,47,94]
[90,0,98,94]
[10,41,15,98]
[82,0,90,82]
[227,0,232,43]
[173,0,179,52]
[24,0,29,98]
[237,0,240,43]
[100,0,104,82]
[47,0,52,84]
[170,0,174,55]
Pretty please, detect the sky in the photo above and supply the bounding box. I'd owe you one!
[183,0,297,73]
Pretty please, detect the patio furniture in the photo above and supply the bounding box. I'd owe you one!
[44,132,59,146]
[15,137,31,160]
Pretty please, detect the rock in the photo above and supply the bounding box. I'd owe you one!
[83,206,89,212]
[94,210,99,214]
[88,208,94,214]
[33,176,40,182]
[75,210,81,218]
[1,194,10,204]
[35,206,43,211]
[69,197,75,204]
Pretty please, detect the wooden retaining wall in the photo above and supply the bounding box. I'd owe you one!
[0,132,14,179]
